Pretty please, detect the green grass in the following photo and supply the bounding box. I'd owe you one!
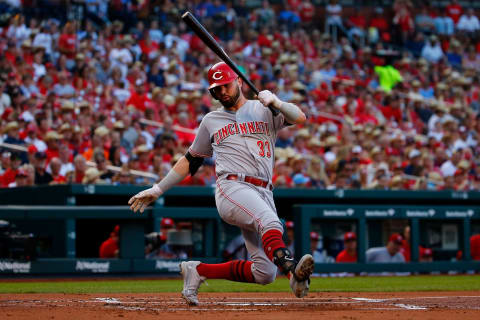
[1,275,479,294]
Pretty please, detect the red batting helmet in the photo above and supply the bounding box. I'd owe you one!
[207,62,238,90]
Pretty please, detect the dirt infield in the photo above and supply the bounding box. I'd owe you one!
[1,292,479,319]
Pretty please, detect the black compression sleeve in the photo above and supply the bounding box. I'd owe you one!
[185,151,204,176]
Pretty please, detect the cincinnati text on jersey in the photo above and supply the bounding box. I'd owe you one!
[213,121,270,145]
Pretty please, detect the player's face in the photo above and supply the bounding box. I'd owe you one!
[345,239,356,251]
[212,79,241,109]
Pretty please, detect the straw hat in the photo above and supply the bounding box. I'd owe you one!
[61,100,75,111]
[45,131,63,141]
[162,94,175,106]
[82,167,101,184]
[59,123,72,133]
[94,126,109,137]
[134,144,150,154]
[3,121,19,133]
[458,160,471,170]
[390,175,403,185]
[428,172,443,182]
[152,87,162,99]
[113,121,125,130]
[308,138,322,147]
[370,146,382,155]
[292,81,306,90]
[295,128,310,139]
[323,136,339,147]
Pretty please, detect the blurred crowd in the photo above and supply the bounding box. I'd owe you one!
[0,0,480,190]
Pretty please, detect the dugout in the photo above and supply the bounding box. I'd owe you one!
[1,186,480,275]
[294,204,480,273]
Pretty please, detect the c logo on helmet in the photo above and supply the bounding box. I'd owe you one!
[212,71,223,80]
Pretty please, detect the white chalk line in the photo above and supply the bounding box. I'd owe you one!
[392,303,427,310]
[352,298,427,310]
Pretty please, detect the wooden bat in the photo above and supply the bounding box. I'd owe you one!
[181,11,277,114]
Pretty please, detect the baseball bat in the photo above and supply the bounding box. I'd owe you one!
[181,11,277,114]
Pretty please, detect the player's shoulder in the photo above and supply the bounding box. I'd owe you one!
[201,109,231,122]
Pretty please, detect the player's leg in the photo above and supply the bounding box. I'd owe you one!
[218,181,314,295]
[180,181,311,305]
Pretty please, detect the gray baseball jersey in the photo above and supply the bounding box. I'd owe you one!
[188,99,288,285]
[188,99,287,181]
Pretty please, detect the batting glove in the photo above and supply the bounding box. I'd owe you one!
[128,184,163,213]
[258,90,282,109]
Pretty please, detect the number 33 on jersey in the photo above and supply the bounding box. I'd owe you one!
[188,100,289,181]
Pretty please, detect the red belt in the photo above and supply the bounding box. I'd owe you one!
[226,174,272,190]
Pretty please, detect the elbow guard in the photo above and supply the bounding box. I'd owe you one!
[185,151,204,176]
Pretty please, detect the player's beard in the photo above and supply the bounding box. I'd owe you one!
[220,83,241,109]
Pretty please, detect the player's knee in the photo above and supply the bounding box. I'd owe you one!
[254,268,277,285]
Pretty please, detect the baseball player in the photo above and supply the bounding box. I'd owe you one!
[129,62,314,305]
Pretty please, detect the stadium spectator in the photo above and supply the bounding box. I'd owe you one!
[419,247,433,262]
[72,155,87,184]
[421,35,444,64]
[49,157,66,184]
[285,221,295,255]
[310,231,327,263]
[400,225,411,262]
[457,8,480,35]
[8,168,28,188]
[471,234,480,261]
[415,7,435,35]
[99,225,120,258]
[434,9,455,36]
[33,151,53,185]
[366,233,406,263]
[393,1,414,43]
[0,2,478,193]
[446,0,463,25]
[147,229,192,259]
[336,232,357,263]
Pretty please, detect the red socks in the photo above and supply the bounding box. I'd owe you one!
[262,229,291,278]
[196,260,255,283]
[195,229,288,283]
[262,229,286,261]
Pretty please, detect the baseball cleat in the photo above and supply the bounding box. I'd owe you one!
[289,254,314,298]
[180,261,206,306]
[290,273,310,298]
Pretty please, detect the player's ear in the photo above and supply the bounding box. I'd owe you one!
[237,77,243,88]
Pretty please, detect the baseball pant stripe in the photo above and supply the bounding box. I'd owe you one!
[217,183,264,230]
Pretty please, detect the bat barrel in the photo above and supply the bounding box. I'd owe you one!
[181,11,260,96]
